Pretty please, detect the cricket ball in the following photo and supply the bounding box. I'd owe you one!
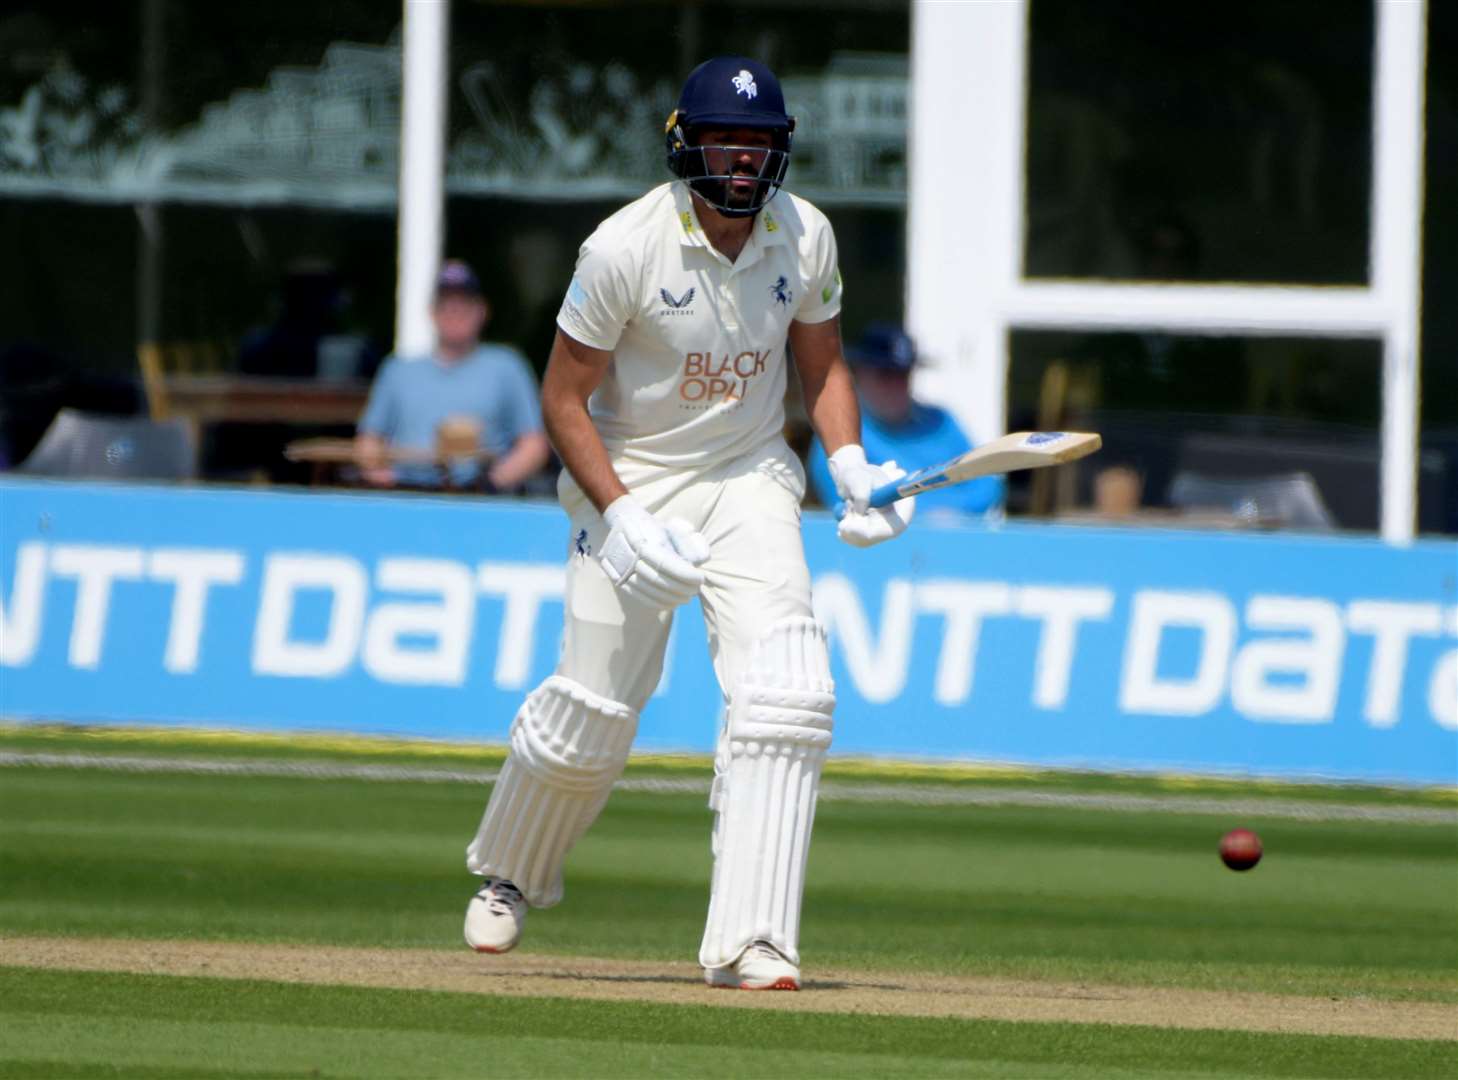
[1219,828,1262,871]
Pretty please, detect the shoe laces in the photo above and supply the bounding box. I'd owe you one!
[481,878,524,917]
[746,940,788,963]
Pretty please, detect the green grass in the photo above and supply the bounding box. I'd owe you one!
[2,725,1456,1078]
[1,763,1454,1000]
[3,968,1454,1080]
[5,720,1454,807]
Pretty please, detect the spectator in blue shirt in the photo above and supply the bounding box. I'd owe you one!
[807,322,1003,518]
[356,261,551,491]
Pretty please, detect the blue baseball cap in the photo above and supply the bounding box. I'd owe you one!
[435,259,482,296]
[846,322,917,373]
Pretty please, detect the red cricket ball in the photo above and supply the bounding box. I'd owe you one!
[1219,828,1263,871]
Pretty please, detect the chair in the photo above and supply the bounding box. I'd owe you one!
[1175,429,1445,532]
[137,340,231,421]
[1168,470,1336,530]
[16,408,198,481]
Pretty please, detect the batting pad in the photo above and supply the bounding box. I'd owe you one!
[466,675,638,907]
[699,616,835,969]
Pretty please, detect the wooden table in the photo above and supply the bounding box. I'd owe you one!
[154,376,371,426]
[283,437,493,488]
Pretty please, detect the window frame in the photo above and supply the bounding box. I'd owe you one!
[906,0,1427,541]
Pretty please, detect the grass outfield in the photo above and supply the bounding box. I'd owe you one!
[3,724,1456,1078]
[7,720,1456,805]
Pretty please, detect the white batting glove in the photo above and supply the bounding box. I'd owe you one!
[833,456,916,548]
[663,517,712,566]
[827,444,881,515]
[598,495,708,609]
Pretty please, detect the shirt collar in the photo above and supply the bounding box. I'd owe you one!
[671,183,790,262]
[755,202,790,249]
[672,183,705,250]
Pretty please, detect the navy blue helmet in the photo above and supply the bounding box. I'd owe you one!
[666,57,795,218]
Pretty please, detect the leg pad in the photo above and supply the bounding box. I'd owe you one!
[700,617,835,969]
[466,676,637,907]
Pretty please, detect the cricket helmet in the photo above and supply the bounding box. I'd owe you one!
[666,57,795,217]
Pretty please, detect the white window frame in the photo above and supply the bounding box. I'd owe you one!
[395,0,450,358]
[907,0,1427,543]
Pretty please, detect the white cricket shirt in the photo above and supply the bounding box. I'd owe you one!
[557,182,842,471]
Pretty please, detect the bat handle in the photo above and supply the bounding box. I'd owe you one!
[832,477,904,520]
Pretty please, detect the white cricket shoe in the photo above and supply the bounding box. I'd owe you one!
[704,940,800,991]
[463,877,527,954]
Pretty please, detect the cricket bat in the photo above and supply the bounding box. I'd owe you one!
[835,431,1102,518]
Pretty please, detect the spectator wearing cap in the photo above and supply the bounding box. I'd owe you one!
[807,322,1003,518]
[355,260,551,490]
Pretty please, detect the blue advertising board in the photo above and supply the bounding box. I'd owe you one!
[2,478,1454,784]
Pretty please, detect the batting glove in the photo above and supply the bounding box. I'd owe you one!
[827,444,880,515]
[831,452,916,548]
[598,495,708,609]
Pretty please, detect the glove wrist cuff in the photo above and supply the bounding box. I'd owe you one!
[828,444,867,471]
[602,494,642,531]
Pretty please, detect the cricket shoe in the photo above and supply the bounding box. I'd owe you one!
[463,876,526,953]
[704,940,800,991]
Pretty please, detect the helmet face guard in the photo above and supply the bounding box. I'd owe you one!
[666,120,793,217]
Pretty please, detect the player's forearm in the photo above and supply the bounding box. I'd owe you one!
[802,358,862,456]
[790,317,861,455]
[542,395,628,513]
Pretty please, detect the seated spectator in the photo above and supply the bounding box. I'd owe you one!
[239,258,380,379]
[807,323,1003,518]
[355,261,551,491]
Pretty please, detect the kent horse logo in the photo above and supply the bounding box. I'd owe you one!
[770,276,792,307]
[659,287,696,315]
[732,70,758,99]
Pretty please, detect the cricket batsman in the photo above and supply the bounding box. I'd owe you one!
[462,56,914,990]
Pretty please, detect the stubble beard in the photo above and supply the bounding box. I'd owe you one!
[726,170,759,209]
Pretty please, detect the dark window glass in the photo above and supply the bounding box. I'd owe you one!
[1024,0,1373,284]
[1005,330,1452,534]
[448,5,909,208]
[0,1,910,479]
[1422,2,1458,533]
[0,1,404,479]
[446,3,911,369]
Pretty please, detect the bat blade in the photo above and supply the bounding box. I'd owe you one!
[864,431,1102,510]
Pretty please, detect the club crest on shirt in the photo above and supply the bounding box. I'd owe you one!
[573,528,591,558]
[658,286,696,315]
[770,276,792,307]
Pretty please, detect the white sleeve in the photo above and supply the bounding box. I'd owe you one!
[793,215,843,324]
[556,235,636,351]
